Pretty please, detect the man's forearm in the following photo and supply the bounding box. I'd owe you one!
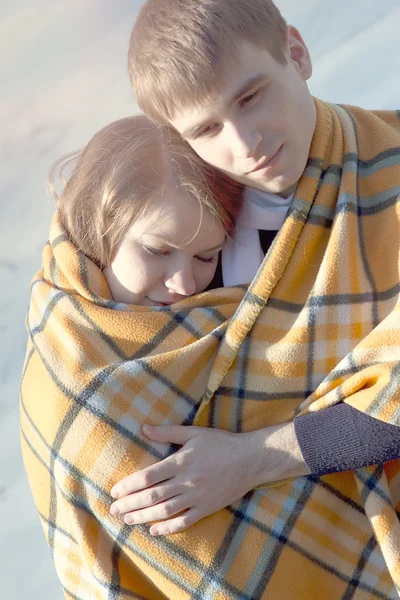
[246,404,400,487]
[294,403,400,476]
[246,421,310,488]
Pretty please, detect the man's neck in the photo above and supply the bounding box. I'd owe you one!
[245,183,296,199]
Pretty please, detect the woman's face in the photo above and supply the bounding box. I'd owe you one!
[103,191,225,306]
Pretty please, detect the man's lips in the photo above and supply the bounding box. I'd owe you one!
[245,145,283,174]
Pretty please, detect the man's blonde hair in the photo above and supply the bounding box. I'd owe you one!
[48,115,243,267]
[128,0,288,124]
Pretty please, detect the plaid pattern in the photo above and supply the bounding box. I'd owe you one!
[21,100,400,599]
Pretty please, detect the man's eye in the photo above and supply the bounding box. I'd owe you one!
[197,124,218,138]
[239,90,259,108]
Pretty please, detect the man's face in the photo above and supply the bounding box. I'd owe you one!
[171,28,316,197]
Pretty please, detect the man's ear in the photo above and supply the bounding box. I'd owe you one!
[287,25,312,81]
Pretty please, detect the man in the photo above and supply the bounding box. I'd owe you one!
[122,0,400,596]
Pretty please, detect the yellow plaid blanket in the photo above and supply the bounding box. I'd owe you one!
[21,99,400,600]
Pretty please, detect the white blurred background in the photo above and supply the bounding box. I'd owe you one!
[1,1,399,597]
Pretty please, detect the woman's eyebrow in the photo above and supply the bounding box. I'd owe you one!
[201,242,225,253]
[144,237,224,253]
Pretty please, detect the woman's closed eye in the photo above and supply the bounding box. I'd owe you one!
[143,245,220,263]
[143,245,171,257]
[196,253,219,264]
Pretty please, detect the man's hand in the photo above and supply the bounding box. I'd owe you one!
[109,422,308,535]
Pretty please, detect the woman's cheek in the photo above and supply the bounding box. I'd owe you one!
[136,259,164,293]
[198,262,218,292]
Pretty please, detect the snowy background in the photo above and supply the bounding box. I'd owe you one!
[1,0,399,597]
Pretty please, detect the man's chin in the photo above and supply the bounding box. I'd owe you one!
[216,165,298,197]
[243,177,296,198]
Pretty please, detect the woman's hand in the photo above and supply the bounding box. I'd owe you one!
[109,422,308,535]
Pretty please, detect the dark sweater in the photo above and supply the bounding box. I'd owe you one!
[208,230,400,476]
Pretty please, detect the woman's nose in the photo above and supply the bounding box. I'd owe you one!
[164,263,196,296]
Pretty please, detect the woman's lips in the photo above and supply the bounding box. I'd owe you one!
[146,297,173,306]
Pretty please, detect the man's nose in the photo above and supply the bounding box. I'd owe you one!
[164,262,196,296]
[227,123,262,159]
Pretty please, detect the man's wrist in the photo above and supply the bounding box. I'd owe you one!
[245,422,310,488]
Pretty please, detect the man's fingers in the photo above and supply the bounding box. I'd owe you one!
[142,424,200,445]
[149,508,203,536]
[110,482,180,516]
[111,460,176,500]
[123,496,190,526]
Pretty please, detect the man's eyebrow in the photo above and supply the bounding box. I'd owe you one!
[228,73,268,106]
[181,74,268,139]
[181,122,211,140]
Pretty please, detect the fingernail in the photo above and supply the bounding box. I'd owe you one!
[110,505,120,516]
[125,515,134,525]
[150,527,159,536]
[111,488,120,499]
